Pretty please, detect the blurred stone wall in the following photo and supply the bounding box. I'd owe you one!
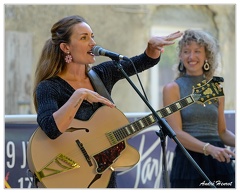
[4,4,235,114]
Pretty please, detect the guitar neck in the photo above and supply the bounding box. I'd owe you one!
[106,94,198,145]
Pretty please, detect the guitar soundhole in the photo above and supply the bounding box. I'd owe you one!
[93,141,125,173]
[67,127,89,132]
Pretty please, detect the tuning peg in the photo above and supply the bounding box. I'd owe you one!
[202,80,207,84]
[215,83,223,90]
[208,101,212,104]
[197,83,201,87]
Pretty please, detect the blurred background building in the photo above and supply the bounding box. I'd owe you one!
[4,4,236,115]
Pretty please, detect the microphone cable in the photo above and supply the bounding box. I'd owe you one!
[125,57,150,102]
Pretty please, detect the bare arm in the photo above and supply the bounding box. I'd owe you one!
[217,97,235,147]
[205,97,235,162]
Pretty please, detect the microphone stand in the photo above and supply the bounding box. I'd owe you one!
[113,59,216,188]
[155,126,170,188]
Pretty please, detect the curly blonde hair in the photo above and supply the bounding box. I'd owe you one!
[176,29,221,80]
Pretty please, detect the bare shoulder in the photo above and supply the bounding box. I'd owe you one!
[163,81,179,93]
[162,81,180,104]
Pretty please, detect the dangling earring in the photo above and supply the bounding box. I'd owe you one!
[65,52,72,63]
[178,61,185,72]
[203,60,210,71]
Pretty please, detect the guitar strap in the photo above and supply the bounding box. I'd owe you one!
[88,69,114,103]
[87,69,113,187]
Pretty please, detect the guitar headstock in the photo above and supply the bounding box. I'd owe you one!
[192,76,224,105]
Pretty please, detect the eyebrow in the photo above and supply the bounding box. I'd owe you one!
[79,32,93,36]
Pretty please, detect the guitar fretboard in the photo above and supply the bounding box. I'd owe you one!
[106,94,197,145]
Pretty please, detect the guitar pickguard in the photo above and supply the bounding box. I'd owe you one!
[93,141,125,173]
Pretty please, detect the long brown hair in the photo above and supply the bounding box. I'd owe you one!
[33,15,87,111]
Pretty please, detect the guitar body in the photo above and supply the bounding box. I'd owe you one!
[27,106,140,188]
[27,76,224,188]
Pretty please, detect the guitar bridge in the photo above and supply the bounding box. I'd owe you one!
[35,154,80,181]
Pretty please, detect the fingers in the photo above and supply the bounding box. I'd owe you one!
[149,31,182,48]
[211,148,235,163]
[152,31,182,48]
[85,91,115,108]
[165,31,183,41]
[98,96,115,108]
[214,153,229,162]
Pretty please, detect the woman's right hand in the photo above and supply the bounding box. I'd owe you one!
[53,88,115,134]
[77,88,115,108]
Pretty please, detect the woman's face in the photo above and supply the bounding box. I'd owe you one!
[180,41,207,76]
[68,22,96,65]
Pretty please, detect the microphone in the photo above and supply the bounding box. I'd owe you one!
[92,46,129,61]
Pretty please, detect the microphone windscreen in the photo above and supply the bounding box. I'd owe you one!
[92,46,101,56]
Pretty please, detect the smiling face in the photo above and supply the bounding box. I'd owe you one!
[180,41,207,76]
[61,22,96,65]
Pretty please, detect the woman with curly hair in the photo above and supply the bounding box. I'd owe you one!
[163,29,235,188]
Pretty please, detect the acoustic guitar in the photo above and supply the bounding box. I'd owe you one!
[27,76,224,188]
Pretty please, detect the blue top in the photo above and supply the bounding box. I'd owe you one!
[175,75,220,142]
[36,52,160,139]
